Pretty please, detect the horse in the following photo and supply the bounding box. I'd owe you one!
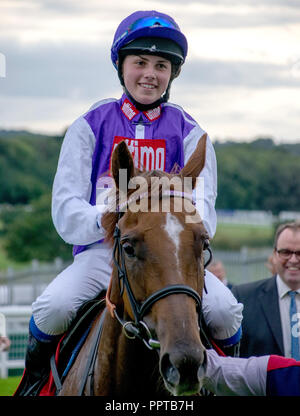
[59,134,210,396]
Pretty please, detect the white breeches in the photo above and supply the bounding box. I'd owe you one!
[32,244,111,336]
[32,244,243,342]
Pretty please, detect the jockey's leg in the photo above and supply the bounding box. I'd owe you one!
[202,270,243,354]
[16,244,111,396]
[14,322,59,396]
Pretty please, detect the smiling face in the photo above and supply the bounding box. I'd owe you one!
[122,54,172,105]
[274,228,300,290]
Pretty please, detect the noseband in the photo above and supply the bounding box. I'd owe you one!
[106,191,213,350]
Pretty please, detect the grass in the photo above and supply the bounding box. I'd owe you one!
[0,376,21,396]
[211,222,274,250]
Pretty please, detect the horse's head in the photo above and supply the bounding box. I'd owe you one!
[102,135,209,396]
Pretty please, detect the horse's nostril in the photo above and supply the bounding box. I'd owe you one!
[160,348,205,395]
[160,353,180,387]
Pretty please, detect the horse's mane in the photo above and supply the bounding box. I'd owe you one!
[101,167,183,244]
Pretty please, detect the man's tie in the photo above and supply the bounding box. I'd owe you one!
[289,290,300,360]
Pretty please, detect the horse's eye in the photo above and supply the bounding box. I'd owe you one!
[123,242,135,258]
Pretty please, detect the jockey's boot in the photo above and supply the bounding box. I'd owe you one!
[14,331,57,396]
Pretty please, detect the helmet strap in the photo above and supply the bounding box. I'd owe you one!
[123,87,165,111]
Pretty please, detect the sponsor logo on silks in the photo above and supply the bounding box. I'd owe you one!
[121,98,161,122]
[111,136,166,171]
[121,99,139,120]
[144,106,161,121]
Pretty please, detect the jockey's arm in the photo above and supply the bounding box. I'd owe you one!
[183,129,217,239]
[202,270,243,353]
[52,118,106,246]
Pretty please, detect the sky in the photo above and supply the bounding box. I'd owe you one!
[0,0,300,143]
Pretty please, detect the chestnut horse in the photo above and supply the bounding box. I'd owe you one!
[59,135,209,396]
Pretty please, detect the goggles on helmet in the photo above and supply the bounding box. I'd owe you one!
[128,15,180,32]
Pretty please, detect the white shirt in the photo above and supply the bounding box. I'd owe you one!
[276,274,300,357]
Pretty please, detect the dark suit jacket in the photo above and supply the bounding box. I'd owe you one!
[231,276,284,358]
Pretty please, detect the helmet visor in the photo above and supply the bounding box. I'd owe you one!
[119,37,184,65]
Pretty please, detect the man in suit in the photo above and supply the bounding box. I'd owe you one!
[232,221,300,358]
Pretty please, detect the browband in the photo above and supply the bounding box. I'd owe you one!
[117,190,195,212]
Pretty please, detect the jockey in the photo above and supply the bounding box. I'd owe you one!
[15,10,243,395]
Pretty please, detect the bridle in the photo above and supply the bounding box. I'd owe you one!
[105,190,213,351]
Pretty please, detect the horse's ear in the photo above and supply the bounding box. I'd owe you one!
[180,133,207,189]
[111,141,135,189]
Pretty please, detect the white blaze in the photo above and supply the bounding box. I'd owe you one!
[163,213,184,267]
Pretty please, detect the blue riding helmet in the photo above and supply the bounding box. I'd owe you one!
[111,10,188,70]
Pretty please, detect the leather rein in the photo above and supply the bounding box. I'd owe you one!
[106,190,213,351]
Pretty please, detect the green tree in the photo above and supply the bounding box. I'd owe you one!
[3,193,72,262]
[0,133,62,204]
[215,141,300,213]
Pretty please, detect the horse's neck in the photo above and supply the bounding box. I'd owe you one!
[93,313,161,396]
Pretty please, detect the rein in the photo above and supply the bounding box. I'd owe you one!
[106,190,213,351]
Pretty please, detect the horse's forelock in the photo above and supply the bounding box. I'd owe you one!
[101,169,183,243]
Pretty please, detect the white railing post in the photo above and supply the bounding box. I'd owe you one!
[0,351,8,378]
